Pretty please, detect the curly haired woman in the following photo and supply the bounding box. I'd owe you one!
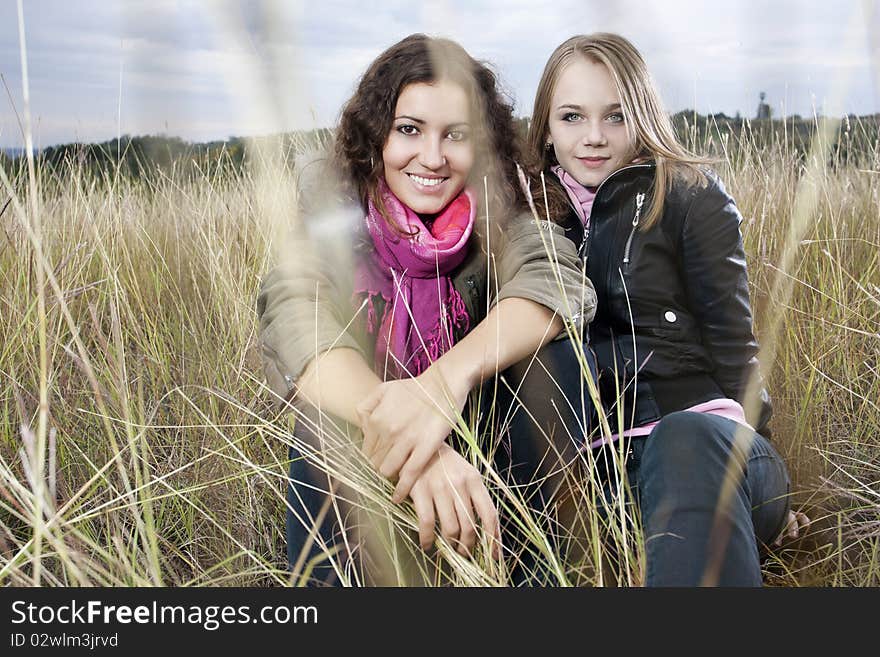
[258,34,595,585]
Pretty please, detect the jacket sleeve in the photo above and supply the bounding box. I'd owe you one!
[492,211,596,340]
[256,162,366,406]
[680,174,773,431]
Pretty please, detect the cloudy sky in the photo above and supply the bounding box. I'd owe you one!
[1,0,878,148]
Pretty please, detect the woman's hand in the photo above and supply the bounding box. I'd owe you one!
[408,444,501,559]
[773,509,811,547]
[356,362,471,503]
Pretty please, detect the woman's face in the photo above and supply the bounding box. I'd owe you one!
[546,56,636,188]
[382,79,475,216]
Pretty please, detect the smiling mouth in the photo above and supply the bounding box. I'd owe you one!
[577,156,610,169]
[407,173,448,187]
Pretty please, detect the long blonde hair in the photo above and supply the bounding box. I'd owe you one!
[527,33,709,230]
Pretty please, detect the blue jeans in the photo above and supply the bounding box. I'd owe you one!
[599,411,791,586]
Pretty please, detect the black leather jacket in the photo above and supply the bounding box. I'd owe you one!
[562,162,773,435]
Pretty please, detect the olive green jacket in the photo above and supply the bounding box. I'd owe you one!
[256,158,596,406]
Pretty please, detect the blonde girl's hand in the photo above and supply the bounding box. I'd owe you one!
[408,444,501,560]
[356,364,471,503]
[773,509,811,547]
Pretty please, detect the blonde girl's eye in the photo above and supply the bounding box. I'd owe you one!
[606,112,625,124]
[562,112,582,123]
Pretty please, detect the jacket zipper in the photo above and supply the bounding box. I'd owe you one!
[569,163,653,344]
[573,163,653,262]
[622,192,646,267]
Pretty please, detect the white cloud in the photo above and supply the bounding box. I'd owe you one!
[1,0,877,147]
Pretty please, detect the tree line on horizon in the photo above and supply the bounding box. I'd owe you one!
[2,110,878,184]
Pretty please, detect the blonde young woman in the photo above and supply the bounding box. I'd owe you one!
[527,33,809,586]
[258,34,593,585]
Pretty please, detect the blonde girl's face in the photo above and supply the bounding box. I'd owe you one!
[546,56,637,188]
[382,79,475,216]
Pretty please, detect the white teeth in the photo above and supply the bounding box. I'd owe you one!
[408,174,444,187]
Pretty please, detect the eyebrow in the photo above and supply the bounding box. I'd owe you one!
[555,102,621,112]
[394,115,471,128]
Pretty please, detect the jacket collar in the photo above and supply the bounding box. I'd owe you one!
[557,162,655,221]
[592,161,655,210]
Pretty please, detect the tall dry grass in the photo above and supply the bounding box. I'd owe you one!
[0,113,878,586]
[691,115,880,585]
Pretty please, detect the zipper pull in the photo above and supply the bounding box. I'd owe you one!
[578,225,590,259]
[632,192,645,227]
[623,192,646,265]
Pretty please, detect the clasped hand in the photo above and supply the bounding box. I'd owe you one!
[356,365,469,503]
[355,367,501,558]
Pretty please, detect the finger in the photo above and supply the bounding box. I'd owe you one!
[357,389,385,457]
[784,511,797,540]
[361,402,382,459]
[360,412,379,459]
[433,487,460,551]
[796,511,812,532]
[410,485,436,551]
[788,511,811,540]
[369,430,398,472]
[378,443,411,484]
[469,478,501,560]
[787,511,800,539]
[392,444,438,503]
[773,511,795,546]
[452,489,478,557]
[455,500,477,557]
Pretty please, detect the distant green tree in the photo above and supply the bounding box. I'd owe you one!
[6,113,877,186]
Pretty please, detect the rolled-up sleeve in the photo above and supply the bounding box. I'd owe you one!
[257,228,365,403]
[256,157,366,404]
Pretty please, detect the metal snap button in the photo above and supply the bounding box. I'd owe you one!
[664,310,677,323]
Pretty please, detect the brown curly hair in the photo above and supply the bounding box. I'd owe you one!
[334,33,526,228]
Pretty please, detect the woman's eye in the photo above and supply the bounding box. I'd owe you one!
[397,124,419,136]
[562,112,582,122]
[606,113,624,124]
[447,129,468,141]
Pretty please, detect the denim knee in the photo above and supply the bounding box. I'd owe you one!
[640,412,746,489]
[745,434,791,546]
[635,411,795,585]
[638,411,760,547]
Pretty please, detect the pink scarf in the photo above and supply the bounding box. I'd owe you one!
[353,180,474,379]
[551,164,597,229]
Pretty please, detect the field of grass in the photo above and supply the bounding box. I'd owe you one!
[0,115,878,586]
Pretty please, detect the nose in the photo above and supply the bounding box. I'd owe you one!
[582,120,607,147]
[418,136,447,170]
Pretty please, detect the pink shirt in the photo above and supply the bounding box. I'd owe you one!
[551,164,596,228]
[588,397,752,449]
